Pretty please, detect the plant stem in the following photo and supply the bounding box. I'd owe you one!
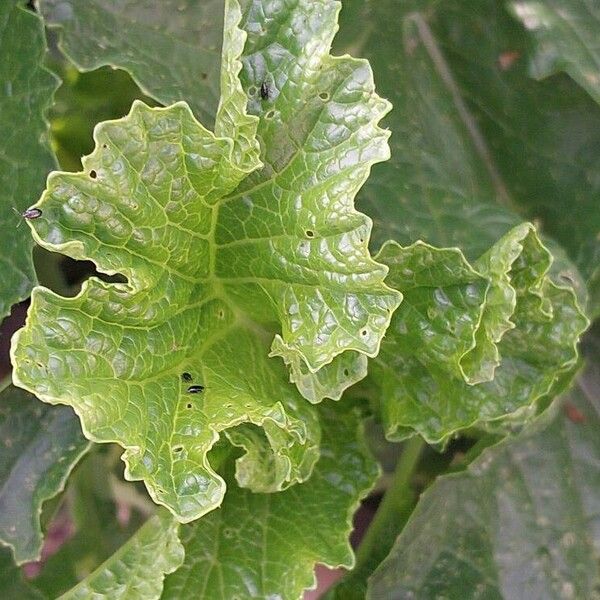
[354,436,425,571]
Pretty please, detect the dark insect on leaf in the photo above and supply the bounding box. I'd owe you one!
[14,207,42,220]
[260,82,271,100]
[181,372,193,382]
[187,385,205,394]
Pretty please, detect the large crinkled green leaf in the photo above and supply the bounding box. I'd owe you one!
[335,0,600,315]
[161,403,379,600]
[38,0,224,128]
[371,223,588,444]
[12,0,397,522]
[0,385,89,565]
[368,353,600,599]
[59,511,184,600]
[0,0,58,320]
[509,0,600,105]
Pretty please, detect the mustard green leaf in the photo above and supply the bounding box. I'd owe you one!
[0,385,89,565]
[0,0,58,320]
[38,0,224,128]
[12,0,395,521]
[368,355,600,599]
[161,403,379,600]
[372,224,588,444]
[59,511,184,600]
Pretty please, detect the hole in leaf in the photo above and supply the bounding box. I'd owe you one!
[319,92,329,101]
[89,170,97,179]
[218,309,225,319]
[361,329,368,337]
[265,109,275,119]
[173,445,183,453]
[102,144,108,149]
[305,230,314,238]
[186,403,193,409]
[343,368,349,377]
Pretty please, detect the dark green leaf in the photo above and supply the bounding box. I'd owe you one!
[0,385,89,564]
[368,356,600,599]
[0,547,45,600]
[39,0,224,128]
[0,0,58,320]
[509,0,600,104]
[336,0,600,315]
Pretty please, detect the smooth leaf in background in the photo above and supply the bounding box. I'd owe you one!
[39,0,224,128]
[368,352,600,599]
[0,0,58,320]
[162,403,378,600]
[13,0,397,522]
[0,547,44,600]
[371,224,588,444]
[336,0,599,316]
[510,0,600,104]
[0,385,89,564]
[59,511,183,600]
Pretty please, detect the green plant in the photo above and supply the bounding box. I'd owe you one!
[0,0,597,598]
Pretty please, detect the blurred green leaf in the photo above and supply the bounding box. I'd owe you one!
[0,0,58,320]
[0,385,88,564]
[0,547,45,600]
[49,66,156,172]
[509,0,600,104]
[39,0,223,128]
[368,352,600,599]
[336,0,600,315]
[59,511,183,600]
[162,403,378,600]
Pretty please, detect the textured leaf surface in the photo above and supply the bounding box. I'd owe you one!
[39,0,224,128]
[60,511,183,600]
[0,385,89,564]
[510,0,600,104]
[13,0,396,521]
[162,404,378,600]
[0,0,58,319]
[372,224,588,444]
[336,0,600,314]
[368,355,600,599]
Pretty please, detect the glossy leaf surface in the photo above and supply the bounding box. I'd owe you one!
[0,0,58,319]
[372,224,588,444]
[162,404,378,600]
[0,385,89,564]
[13,0,397,522]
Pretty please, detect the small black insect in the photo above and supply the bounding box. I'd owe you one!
[260,81,271,101]
[181,372,193,382]
[187,385,205,394]
[14,207,42,220]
